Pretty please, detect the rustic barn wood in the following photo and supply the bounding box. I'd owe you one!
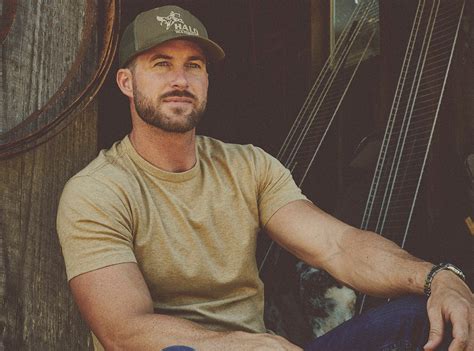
[1,0,93,138]
[0,103,97,350]
[0,0,18,44]
[0,0,119,157]
[0,0,120,349]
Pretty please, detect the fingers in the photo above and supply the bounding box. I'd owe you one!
[447,305,470,351]
[424,303,444,351]
[425,293,472,351]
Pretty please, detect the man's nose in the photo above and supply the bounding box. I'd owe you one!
[170,67,189,89]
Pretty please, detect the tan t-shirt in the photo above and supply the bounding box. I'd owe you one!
[57,135,307,349]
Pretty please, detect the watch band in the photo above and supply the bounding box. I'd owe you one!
[424,263,466,297]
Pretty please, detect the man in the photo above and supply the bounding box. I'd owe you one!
[57,5,473,351]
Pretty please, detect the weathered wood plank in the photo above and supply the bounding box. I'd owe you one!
[0,101,98,350]
[1,0,89,134]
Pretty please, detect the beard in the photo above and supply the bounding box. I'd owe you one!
[132,79,207,133]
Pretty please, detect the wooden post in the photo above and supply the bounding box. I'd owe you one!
[0,103,98,350]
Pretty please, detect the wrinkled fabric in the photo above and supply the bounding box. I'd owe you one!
[305,295,451,351]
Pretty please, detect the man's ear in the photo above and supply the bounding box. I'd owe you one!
[116,68,134,99]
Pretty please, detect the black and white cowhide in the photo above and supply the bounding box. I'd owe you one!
[297,262,356,338]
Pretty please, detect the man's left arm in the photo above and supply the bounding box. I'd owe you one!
[264,199,473,351]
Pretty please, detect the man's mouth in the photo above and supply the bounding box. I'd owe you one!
[162,97,194,103]
[161,90,196,104]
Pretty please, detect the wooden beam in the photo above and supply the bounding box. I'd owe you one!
[0,102,98,350]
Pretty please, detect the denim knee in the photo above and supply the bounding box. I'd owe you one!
[380,295,428,322]
[304,295,431,351]
[377,295,429,351]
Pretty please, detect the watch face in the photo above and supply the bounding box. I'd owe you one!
[445,264,466,280]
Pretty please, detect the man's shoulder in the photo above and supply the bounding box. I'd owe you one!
[196,136,281,173]
[65,138,133,192]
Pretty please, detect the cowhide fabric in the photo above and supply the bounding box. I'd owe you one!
[297,262,356,338]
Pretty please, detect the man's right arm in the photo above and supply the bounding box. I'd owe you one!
[70,262,301,351]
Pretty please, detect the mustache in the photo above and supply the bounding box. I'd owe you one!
[160,90,196,100]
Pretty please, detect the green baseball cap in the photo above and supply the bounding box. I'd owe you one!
[119,5,225,67]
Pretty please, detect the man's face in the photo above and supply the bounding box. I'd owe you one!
[130,40,209,133]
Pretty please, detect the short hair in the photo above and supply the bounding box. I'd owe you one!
[125,57,137,72]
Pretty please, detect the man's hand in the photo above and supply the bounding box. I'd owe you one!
[424,271,473,351]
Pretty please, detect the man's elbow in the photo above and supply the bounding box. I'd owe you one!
[94,314,149,351]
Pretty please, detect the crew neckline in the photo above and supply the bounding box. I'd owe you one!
[121,135,200,182]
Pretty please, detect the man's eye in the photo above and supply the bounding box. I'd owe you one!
[154,61,170,67]
[186,62,202,69]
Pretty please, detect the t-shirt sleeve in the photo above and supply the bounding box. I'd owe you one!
[56,175,137,281]
[253,147,310,227]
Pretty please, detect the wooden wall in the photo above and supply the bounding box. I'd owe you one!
[0,104,97,350]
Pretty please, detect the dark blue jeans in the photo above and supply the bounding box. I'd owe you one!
[305,295,451,351]
[163,295,451,351]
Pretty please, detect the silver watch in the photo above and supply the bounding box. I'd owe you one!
[424,263,466,297]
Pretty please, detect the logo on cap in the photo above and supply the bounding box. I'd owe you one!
[156,11,199,36]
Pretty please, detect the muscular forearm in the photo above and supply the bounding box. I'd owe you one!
[99,313,220,350]
[318,228,433,297]
[98,313,301,351]
[266,200,432,297]
[266,200,473,350]
[70,263,301,351]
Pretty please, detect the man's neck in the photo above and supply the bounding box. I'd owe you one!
[129,125,197,173]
